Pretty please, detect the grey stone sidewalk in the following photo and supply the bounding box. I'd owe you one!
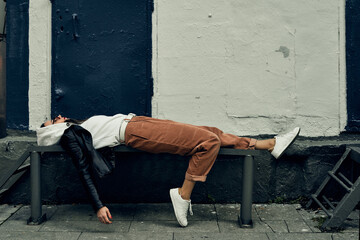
[0,203,358,240]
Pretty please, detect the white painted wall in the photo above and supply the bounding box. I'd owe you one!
[28,0,52,130]
[152,0,347,137]
[28,0,346,136]
[0,1,5,32]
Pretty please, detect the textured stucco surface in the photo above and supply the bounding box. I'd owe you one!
[152,0,347,137]
[28,0,51,130]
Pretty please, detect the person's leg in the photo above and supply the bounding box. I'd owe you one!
[255,139,275,151]
[124,117,299,227]
[196,126,275,151]
[179,179,195,200]
[125,116,221,184]
[124,117,221,227]
[126,119,274,191]
[198,125,301,158]
[125,116,221,199]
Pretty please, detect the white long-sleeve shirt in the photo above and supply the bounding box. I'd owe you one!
[36,114,128,149]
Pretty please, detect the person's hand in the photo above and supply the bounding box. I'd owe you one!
[97,206,112,224]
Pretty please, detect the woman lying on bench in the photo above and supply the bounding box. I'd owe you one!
[37,113,300,227]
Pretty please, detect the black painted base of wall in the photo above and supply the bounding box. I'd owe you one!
[0,133,359,205]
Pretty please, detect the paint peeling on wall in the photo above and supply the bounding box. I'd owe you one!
[276,46,290,58]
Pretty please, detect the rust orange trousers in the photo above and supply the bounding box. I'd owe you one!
[124,116,256,182]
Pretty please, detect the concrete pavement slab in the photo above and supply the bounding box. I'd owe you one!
[0,205,57,233]
[188,204,217,221]
[267,232,333,240]
[174,232,269,240]
[215,203,260,221]
[332,232,359,240]
[90,203,136,221]
[40,220,131,232]
[133,203,176,221]
[218,219,272,233]
[0,204,22,215]
[285,220,312,233]
[0,219,43,232]
[264,220,289,233]
[297,208,359,233]
[7,205,57,221]
[0,203,357,239]
[0,231,81,240]
[79,232,173,240]
[0,212,12,221]
[129,220,219,233]
[296,208,325,232]
[255,204,303,221]
[50,204,94,221]
[296,208,328,220]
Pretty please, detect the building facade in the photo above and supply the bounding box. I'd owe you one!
[5,0,360,137]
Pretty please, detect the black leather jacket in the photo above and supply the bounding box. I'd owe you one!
[59,125,115,211]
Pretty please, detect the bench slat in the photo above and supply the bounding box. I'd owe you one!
[29,145,262,156]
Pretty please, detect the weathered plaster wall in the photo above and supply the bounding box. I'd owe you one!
[28,0,51,130]
[152,0,347,137]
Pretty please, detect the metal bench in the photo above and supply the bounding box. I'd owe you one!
[9,145,261,227]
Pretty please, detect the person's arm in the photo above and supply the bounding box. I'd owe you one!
[60,127,111,224]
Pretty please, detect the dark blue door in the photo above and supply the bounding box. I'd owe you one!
[52,0,153,119]
[346,0,360,131]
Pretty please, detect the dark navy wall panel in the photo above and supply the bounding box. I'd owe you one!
[6,0,29,129]
[346,0,360,131]
[52,0,153,119]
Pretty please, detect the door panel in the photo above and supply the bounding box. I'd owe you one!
[346,0,360,131]
[52,0,152,119]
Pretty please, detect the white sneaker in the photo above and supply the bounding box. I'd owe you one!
[271,127,300,159]
[170,188,193,227]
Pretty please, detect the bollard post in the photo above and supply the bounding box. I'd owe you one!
[27,151,46,225]
[238,155,254,228]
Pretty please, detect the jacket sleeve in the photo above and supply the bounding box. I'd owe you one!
[60,127,104,212]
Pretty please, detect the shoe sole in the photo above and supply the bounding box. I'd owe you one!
[276,127,301,159]
[170,189,187,227]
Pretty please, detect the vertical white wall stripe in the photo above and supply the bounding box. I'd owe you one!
[151,0,159,118]
[339,0,347,132]
[28,0,52,130]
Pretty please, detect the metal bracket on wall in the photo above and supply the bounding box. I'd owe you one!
[72,13,80,39]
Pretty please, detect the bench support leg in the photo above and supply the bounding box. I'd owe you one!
[27,151,47,225]
[238,155,254,228]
